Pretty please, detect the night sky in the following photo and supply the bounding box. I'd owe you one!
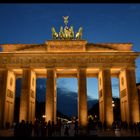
[0,4,140,99]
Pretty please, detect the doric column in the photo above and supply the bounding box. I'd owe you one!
[98,68,113,128]
[45,69,56,124]
[119,68,139,123]
[0,70,16,128]
[78,68,88,127]
[19,69,36,123]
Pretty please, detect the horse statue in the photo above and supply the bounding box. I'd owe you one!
[69,26,74,39]
[63,26,71,39]
[51,27,58,39]
[76,27,83,40]
[59,26,65,39]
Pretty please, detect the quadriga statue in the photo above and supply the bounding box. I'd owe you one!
[64,26,71,39]
[59,26,65,39]
[76,27,83,40]
[51,27,58,39]
[63,26,74,39]
[69,26,74,39]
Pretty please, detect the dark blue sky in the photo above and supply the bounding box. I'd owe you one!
[0,4,140,99]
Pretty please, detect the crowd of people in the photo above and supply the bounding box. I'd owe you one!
[87,118,140,136]
[12,118,79,137]
[112,121,140,135]
[13,119,61,137]
[4,118,140,137]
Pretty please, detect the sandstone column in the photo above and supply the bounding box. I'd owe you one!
[0,70,16,128]
[98,68,113,128]
[119,68,139,123]
[45,69,56,124]
[19,69,36,123]
[78,68,88,127]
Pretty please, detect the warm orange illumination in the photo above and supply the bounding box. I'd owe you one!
[45,108,52,123]
[80,110,88,126]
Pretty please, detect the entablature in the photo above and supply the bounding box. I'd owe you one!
[0,52,138,69]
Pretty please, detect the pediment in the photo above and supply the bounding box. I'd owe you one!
[0,44,47,52]
[86,43,132,52]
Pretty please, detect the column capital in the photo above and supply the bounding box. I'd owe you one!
[46,67,56,71]
[21,67,31,70]
[20,66,30,69]
[99,67,111,72]
[46,68,57,78]
[120,66,136,72]
[77,67,87,71]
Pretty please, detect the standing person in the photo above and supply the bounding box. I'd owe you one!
[115,125,121,137]
[134,123,137,135]
[14,122,19,136]
[103,121,107,131]
[52,121,55,136]
[29,121,33,137]
[129,122,134,136]
[58,119,62,136]
[64,125,69,136]
[41,121,47,137]
[74,119,78,136]
[34,119,40,136]
[48,121,52,137]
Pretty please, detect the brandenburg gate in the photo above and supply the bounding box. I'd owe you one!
[0,17,140,129]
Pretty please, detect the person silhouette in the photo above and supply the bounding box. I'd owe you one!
[64,125,69,136]
[74,119,78,136]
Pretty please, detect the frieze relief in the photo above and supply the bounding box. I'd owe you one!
[0,54,136,68]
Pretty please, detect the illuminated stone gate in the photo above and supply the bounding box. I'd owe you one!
[0,17,140,129]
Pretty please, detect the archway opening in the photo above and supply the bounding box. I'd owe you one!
[57,78,78,122]
[36,78,46,121]
[87,78,99,121]
[14,78,22,123]
[111,78,120,121]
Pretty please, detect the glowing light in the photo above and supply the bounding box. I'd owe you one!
[112,100,115,107]
[42,115,46,118]
[112,104,115,107]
